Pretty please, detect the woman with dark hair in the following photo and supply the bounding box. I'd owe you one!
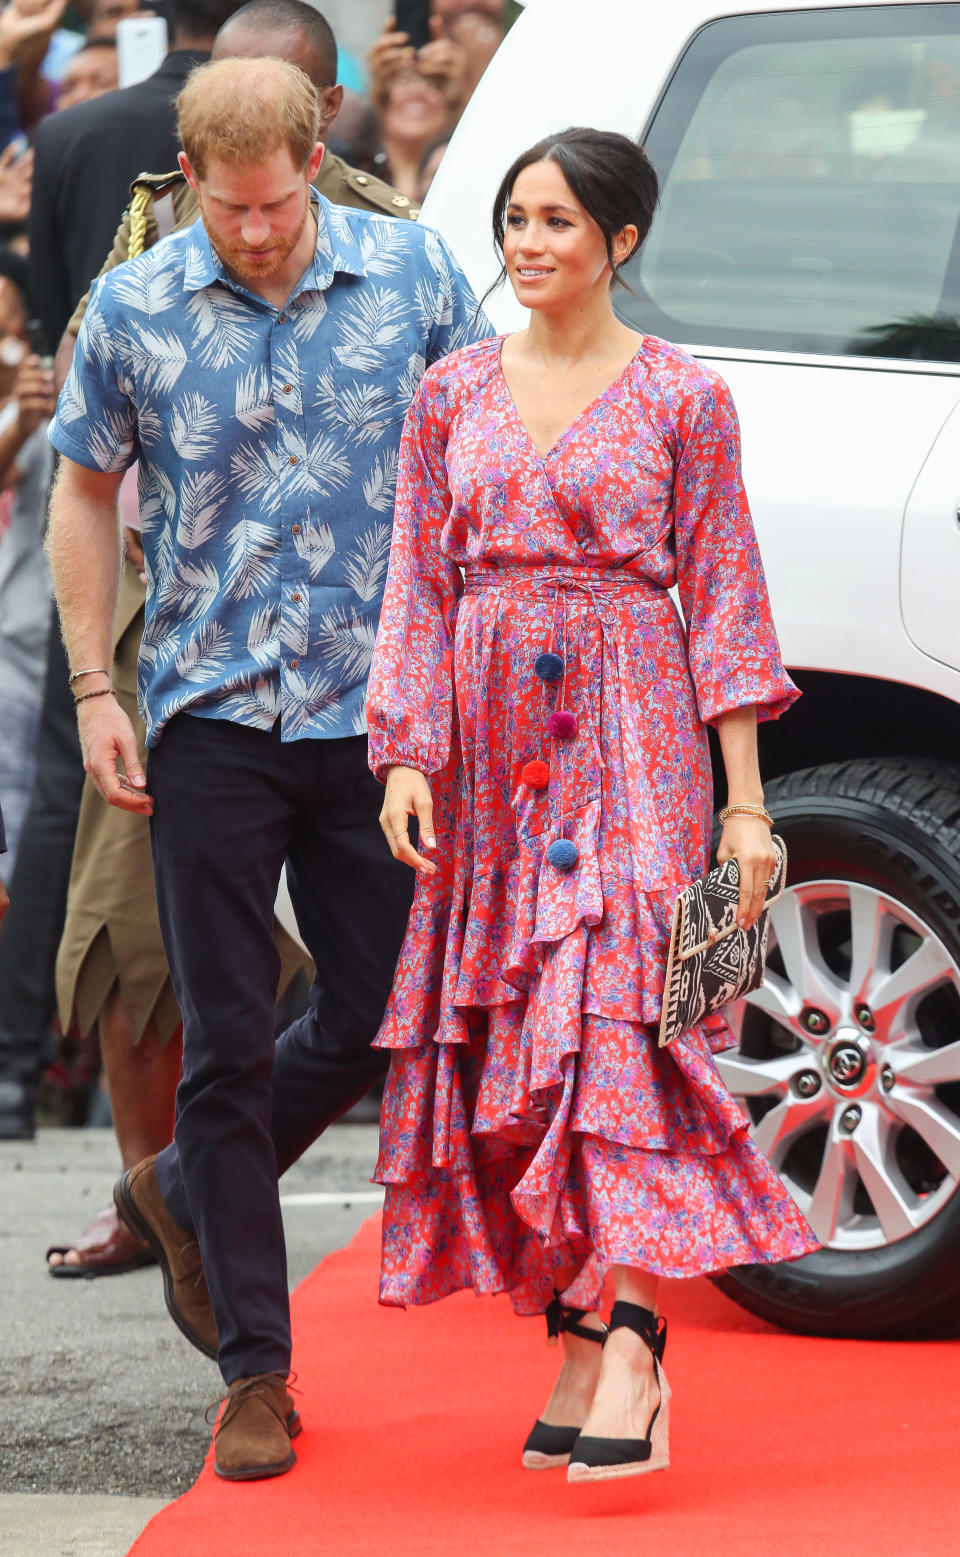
[367,127,817,1484]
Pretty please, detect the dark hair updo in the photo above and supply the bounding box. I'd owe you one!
[482,127,659,309]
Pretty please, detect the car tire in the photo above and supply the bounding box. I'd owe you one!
[713,757,960,1338]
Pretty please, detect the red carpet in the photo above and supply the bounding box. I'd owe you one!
[130,1215,960,1557]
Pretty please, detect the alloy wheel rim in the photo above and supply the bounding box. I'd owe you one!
[718,879,960,1252]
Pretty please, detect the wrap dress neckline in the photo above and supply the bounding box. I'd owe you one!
[496,333,649,468]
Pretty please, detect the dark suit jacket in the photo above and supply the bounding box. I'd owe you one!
[28,51,209,351]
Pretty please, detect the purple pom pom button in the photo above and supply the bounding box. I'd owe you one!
[547,710,578,739]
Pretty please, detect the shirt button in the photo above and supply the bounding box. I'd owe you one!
[278,313,286,324]
[282,384,292,393]
[291,592,301,602]
[290,658,299,669]
[288,455,298,466]
[291,524,302,535]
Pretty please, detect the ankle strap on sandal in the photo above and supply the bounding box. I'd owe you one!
[544,1292,606,1347]
[606,1301,667,1362]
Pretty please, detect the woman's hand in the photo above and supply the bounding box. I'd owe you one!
[716,814,777,929]
[380,765,437,875]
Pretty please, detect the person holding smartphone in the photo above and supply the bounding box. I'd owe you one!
[367,3,471,198]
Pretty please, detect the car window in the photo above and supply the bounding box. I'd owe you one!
[619,4,960,361]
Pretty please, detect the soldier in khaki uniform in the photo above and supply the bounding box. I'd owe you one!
[48,0,420,1278]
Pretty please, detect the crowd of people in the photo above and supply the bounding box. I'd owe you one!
[0,0,509,1161]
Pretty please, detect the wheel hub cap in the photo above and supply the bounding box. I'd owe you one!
[825,1030,875,1096]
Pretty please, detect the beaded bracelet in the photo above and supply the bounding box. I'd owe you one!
[717,803,774,828]
[74,687,116,707]
[69,666,110,684]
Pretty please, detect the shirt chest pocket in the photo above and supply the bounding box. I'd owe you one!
[323,352,424,447]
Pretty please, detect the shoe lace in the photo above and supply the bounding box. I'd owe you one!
[204,1371,297,1428]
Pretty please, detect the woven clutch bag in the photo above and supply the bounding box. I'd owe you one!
[658,836,787,1048]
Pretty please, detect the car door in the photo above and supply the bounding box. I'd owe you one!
[902,399,960,672]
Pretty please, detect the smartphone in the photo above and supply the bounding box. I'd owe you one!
[116,15,169,88]
[26,317,53,371]
[394,0,432,50]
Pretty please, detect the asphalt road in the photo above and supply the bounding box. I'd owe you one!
[0,1123,382,1505]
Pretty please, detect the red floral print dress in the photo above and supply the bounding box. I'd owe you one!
[367,334,818,1315]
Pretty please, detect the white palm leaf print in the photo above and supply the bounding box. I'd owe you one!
[412,276,438,331]
[230,440,281,515]
[284,665,340,736]
[334,287,407,372]
[140,613,181,669]
[175,621,230,684]
[246,603,279,668]
[226,516,278,599]
[396,353,426,403]
[217,674,279,724]
[57,372,87,426]
[281,425,351,498]
[113,261,180,317]
[350,703,368,736]
[423,230,454,325]
[82,302,116,373]
[342,523,391,601]
[333,383,397,446]
[313,604,376,683]
[87,409,134,472]
[280,591,309,655]
[360,452,398,516]
[234,368,275,432]
[129,327,189,394]
[358,222,408,279]
[176,470,228,550]
[166,559,221,622]
[291,294,328,343]
[138,403,163,448]
[151,519,175,588]
[312,368,337,425]
[293,519,334,580]
[170,392,219,461]
[187,289,254,370]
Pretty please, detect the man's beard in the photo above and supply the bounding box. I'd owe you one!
[197,191,311,284]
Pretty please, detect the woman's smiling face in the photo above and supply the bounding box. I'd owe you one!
[503,159,634,314]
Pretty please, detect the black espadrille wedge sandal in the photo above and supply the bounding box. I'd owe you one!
[521,1293,607,1470]
[567,1300,670,1483]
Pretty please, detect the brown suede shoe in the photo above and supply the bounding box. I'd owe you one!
[213,1374,297,1481]
[114,1156,219,1360]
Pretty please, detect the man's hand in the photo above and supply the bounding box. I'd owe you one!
[0,141,32,225]
[13,353,55,440]
[380,764,436,875]
[0,0,69,67]
[77,695,153,815]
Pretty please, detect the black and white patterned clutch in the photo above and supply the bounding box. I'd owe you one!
[658,836,787,1048]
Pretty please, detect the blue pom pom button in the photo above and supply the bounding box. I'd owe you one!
[534,652,564,683]
[547,839,579,873]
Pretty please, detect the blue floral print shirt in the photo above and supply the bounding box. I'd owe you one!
[50,192,489,746]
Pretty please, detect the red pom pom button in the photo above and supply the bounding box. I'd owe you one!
[521,760,550,789]
[547,710,578,739]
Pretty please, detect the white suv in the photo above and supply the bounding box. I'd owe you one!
[425,0,960,1338]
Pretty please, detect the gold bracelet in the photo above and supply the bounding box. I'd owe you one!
[74,687,115,707]
[717,803,774,828]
